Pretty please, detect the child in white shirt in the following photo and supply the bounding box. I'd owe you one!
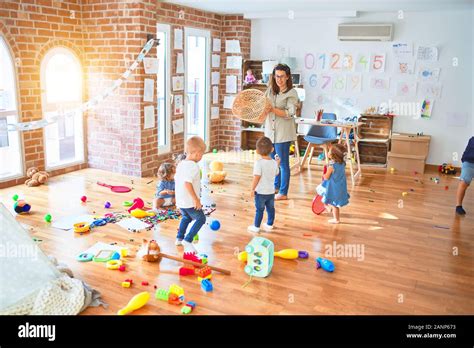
[174,136,207,252]
[248,136,280,233]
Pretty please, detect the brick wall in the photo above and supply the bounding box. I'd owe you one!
[0,0,87,189]
[0,0,251,188]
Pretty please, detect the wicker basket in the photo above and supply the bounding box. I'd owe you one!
[232,89,272,124]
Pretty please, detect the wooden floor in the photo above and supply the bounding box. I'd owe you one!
[1,151,473,315]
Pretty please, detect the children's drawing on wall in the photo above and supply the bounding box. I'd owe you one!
[392,42,413,59]
[341,97,357,108]
[396,81,417,96]
[418,66,440,81]
[346,74,362,92]
[332,74,346,92]
[0,117,8,148]
[416,46,438,61]
[370,77,390,91]
[419,82,442,98]
[369,53,386,73]
[395,61,415,74]
[420,98,434,119]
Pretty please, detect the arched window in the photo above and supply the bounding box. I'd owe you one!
[41,47,84,169]
[0,36,23,181]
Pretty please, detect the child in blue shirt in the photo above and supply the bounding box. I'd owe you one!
[153,162,175,211]
[456,136,474,215]
[316,143,350,224]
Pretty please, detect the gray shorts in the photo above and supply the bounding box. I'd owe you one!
[460,162,474,185]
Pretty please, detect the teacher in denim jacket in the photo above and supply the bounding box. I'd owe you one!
[264,63,299,200]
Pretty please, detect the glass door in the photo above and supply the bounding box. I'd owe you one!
[184,27,210,148]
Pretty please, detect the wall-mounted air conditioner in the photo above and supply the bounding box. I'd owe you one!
[338,23,393,41]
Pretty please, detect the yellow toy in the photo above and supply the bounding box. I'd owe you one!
[130,209,155,219]
[207,161,227,183]
[117,291,150,315]
[106,259,123,270]
[238,248,299,261]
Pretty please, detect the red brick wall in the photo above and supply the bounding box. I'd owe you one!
[0,0,251,187]
[220,15,251,150]
[0,0,87,189]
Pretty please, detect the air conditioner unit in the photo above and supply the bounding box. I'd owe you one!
[338,23,393,41]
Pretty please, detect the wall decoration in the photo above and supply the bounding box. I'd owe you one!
[420,98,434,119]
[396,81,417,96]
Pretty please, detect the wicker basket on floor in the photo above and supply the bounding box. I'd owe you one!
[232,89,272,124]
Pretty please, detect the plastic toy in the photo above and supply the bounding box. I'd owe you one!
[212,148,218,153]
[390,167,395,173]
[439,163,456,175]
[155,288,169,301]
[121,281,131,288]
[168,293,181,305]
[12,194,18,201]
[208,161,227,183]
[312,195,325,215]
[209,219,221,231]
[193,233,199,243]
[186,301,196,309]
[445,186,449,190]
[179,267,195,276]
[298,251,309,259]
[201,279,213,292]
[44,214,52,222]
[273,249,299,260]
[76,253,93,262]
[244,237,274,278]
[119,265,126,272]
[93,250,115,262]
[97,181,131,193]
[117,291,150,315]
[316,257,335,272]
[111,252,121,260]
[181,305,192,314]
[197,266,212,278]
[402,192,408,197]
[104,201,111,209]
[73,222,90,233]
[80,195,87,203]
[120,248,128,257]
[14,200,31,214]
[169,284,184,297]
[130,208,155,219]
[123,201,133,207]
[127,198,145,213]
[141,281,149,286]
[238,251,247,262]
[106,259,123,270]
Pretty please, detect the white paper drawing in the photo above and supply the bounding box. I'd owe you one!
[226,56,242,70]
[213,38,221,52]
[172,118,184,134]
[226,75,237,94]
[212,54,220,68]
[212,86,219,104]
[172,76,184,91]
[416,46,438,61]
[396,81,417,96]
[418,66,440,81]
[176,53,184,74]
[419,82,442,98]
[211,72,220,85]
[225,40,241,53]
[174,94,183,115]
[370,77,390,91]
[174,28,183,50]
[143,58,159,74]
[143,78,154,102]
[392,42,413,59]
[211,106,219,119]
[144,105,155,129]
[223,95,235,109]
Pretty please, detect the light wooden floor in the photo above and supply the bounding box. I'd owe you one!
[1,152,473,315]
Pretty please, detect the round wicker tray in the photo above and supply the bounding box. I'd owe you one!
[232,89,272,124]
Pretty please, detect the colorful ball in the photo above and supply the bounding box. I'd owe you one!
[81,195,87,203]
[14,200,31,214]
[209,219,220,231]
[12,194,19,201]
[44,214,52,222]
[104,201,111,209]
[212,148,218,153]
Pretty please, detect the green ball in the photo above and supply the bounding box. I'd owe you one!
[12,194,18,201]
[44,214,52,223]
[212,148,218,153]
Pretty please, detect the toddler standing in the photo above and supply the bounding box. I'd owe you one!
[316,143,350,224]
[174,136,207,252]
[248,136,280,233]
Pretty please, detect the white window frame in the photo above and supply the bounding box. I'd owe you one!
[40,46,85,171]
[157,23,171,154]
[0,35,24,182]
[184,27,211,150]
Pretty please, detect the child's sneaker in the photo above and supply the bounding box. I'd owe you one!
[175,239,183,246]
[247,225,260,233]
[261,223,273,232]
[182,240,198,253]
[456,206,466,215]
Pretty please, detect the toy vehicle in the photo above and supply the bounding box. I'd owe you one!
[244,237,274,278]
[438,163,457,175]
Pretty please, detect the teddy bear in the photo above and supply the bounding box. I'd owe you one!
[25,167,49,187]
[137,239,162,262]
[207,160,227,183]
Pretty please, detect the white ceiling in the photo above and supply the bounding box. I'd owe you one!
[162,0,474,15]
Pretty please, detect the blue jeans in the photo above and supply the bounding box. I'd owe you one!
[272,141,291,195]
[177,208,206,243]
[254,193,275,227]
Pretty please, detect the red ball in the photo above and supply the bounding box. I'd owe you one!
[81,196,87,203]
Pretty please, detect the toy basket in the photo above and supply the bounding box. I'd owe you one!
[232,89,272,124]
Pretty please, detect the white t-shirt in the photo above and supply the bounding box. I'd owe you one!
[253,158,280,195]
[175,160,201,208]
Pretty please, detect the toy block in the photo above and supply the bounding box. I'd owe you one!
[198,253,208,264]
[141,281,149,286]
[183,252,202,263]
[121,281,131,288]
[155,288,169,301]
[169,284,184,297]
[181,305,192,314]
[168,293,181,305]
[178,295,185,302]
[196,266,212,278]
[186,301,196,309]
[179,267,196,276]
[197,274,212,282]
[119,265,126,272]
[201,279,213,292]
[125,278,133,285]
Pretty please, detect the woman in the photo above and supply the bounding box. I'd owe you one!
[264,63,299,200]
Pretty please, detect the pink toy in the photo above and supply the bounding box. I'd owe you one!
[128,198,145,213]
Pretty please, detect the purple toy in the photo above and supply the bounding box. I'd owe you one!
[298,251,309,259]
[104,201,111,209]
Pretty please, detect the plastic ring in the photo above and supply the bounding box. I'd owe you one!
[76,253,93,262]
[73,222,90,233]
[106,259,123,270]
